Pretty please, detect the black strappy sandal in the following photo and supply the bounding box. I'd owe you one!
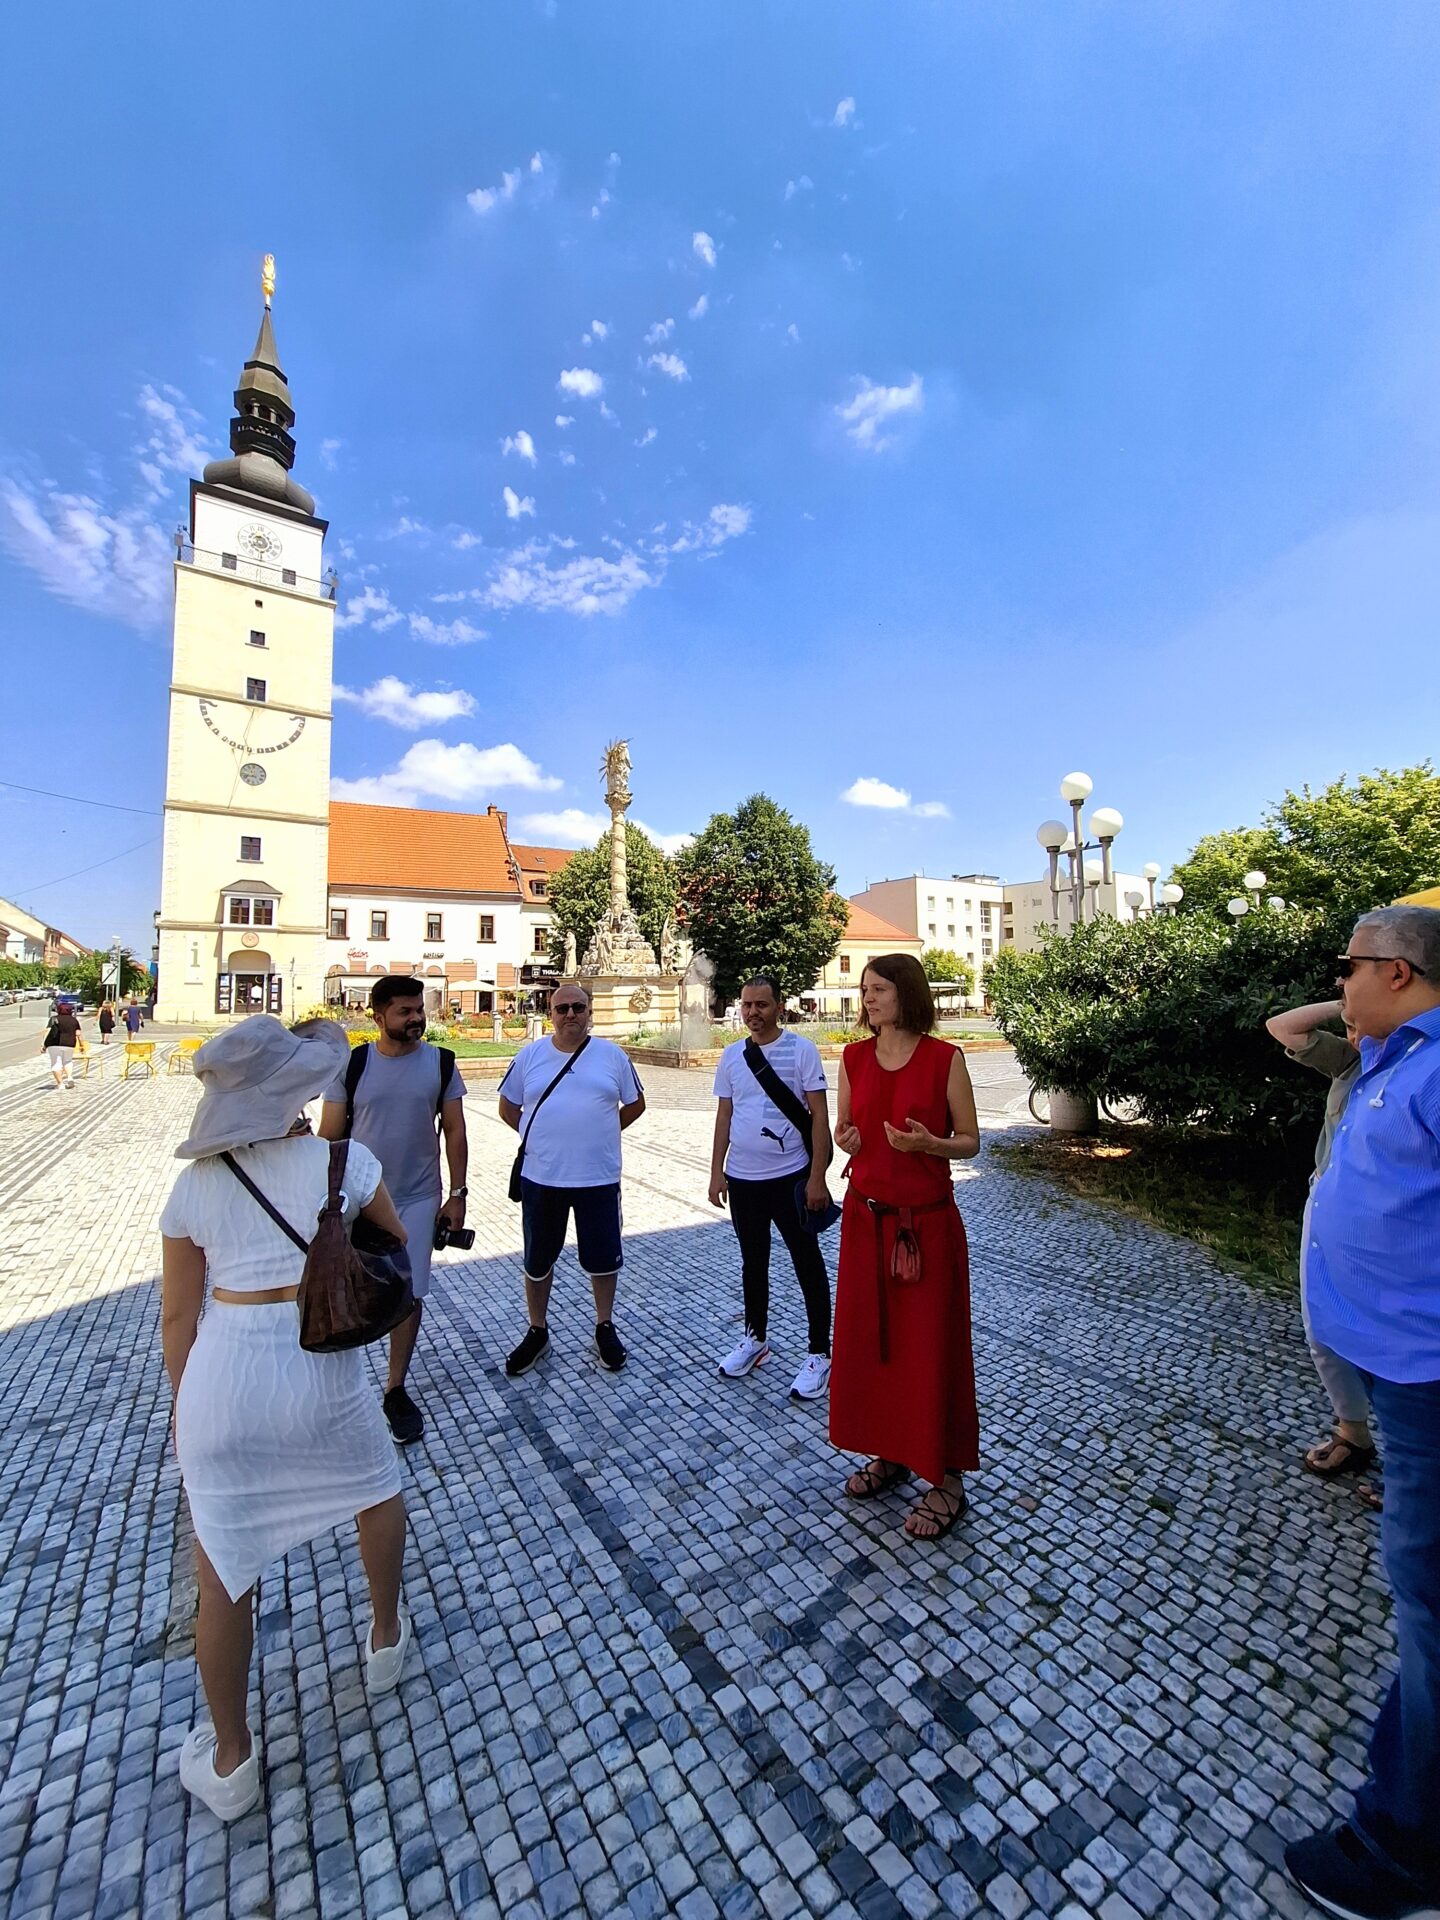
[904,1481,968,1541]
[844,1457,908,1499]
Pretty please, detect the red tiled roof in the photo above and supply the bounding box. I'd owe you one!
[510,844,576,877]
[844,901,922,946]
[328,802,518,894]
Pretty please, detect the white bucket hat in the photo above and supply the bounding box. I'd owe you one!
[175,1015,352,1160]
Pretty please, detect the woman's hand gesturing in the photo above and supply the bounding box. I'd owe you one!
[883,1117,939,1155]
[834,1120,862,1157]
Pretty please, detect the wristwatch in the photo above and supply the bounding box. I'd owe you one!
[447,1186,469,1199]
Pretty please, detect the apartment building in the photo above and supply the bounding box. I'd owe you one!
[847,872,1006,1001]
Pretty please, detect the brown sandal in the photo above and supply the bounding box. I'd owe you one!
[1357,1481,1384,1512]
[904,1482,968,1541]
[845,1457,907,1499]
[1303,1432,1377,1478]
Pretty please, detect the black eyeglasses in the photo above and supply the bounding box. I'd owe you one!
[1336,954,1427,979]
[552,1002,588,1014]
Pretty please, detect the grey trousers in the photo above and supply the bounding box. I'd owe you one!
[1300,1190,1370,1427]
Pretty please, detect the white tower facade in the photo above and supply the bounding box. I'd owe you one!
[155,263,335,1023]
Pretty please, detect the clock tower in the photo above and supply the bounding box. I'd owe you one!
[155,257,335,1023]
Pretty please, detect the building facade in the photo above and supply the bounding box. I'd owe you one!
[1002,869,1149,955]
[847,873,1006,1001]
[0,899,88,969]
[803,903,923,1021]
[155,278,336,1024]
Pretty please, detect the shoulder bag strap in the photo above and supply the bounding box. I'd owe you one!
[342,1043,369,1138]
[435,1047,456,1125]
[326,1137,350,1213]
[220,1150,312,1253]
[515,1036,591,1164]
[742,1040,815,1157]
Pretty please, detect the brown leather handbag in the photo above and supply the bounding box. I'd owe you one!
[221,1141,415,1352]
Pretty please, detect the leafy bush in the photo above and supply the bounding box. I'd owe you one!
[987,911,1348,1148]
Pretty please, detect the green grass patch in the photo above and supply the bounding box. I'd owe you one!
[444,1038,522,1058]
[989,1125,1311,1289]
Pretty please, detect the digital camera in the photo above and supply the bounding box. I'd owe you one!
[433,1221,476,1252]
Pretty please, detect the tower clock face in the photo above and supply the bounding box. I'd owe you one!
[198,699,306,754]
[237,522,283,562]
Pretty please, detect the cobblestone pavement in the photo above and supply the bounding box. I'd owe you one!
[0,1046,1385,1919]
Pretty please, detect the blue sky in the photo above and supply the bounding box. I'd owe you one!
[4,2,1440,953]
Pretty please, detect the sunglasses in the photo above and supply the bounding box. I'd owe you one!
[1335,954,1427,979]
[552,1002,588,1014]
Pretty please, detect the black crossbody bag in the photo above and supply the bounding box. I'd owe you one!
[741,1039,841,1233]
[508,1037,591,1202]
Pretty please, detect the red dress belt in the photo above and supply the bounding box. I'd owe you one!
[848,1186,954,1363]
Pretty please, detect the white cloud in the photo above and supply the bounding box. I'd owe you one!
[558,367,604,400]
[832,97,857,127]
[466,167,523,214]
[633,820,695,856]
[558,450,578,467]
[784,176,814,202]
[644,318,674,345]
[407,612,485,646]
[635,428,657,448]
[333,739,562,808]
[484,542,657,617]
[0,477,171,632]
[841,777,949,818]
[590,190,611,219]
[135,384,211,496]
[554,414,574,428]
[514,808,611,847]
[841,251,861,272]
[688,293,709,320]
[332,676,477,730]
[786,323,801,344]
[452,530,484,551]
[647,351,689,382]
[834,373,924,451]
[692,230,717,267]
[501,429,537,464]
[529,152,544,174]
[668,502,752,553]
[319,437,345,471]
[589,319,610,340]
[335,583,404,631]
[503,485,536,521]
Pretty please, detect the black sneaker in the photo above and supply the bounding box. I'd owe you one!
[595,1321,627,1372]
[505,1325,550,1376]
[382,1386,424,1445]
[1286,1823,1440,1918]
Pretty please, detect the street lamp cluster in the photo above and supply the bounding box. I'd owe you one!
[1226,870,1287,919]
[1034,772,1182,926]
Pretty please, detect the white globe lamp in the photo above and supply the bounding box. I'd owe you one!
[1142,862,1162,881]
[1089,806,1124,841]
[1243,869,1268,892]
[1227,897,1249,919]
[1036,820,1068,852]
[1059,772,1093,804]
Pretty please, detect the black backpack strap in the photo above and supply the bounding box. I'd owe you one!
[342,1042,368,1138]
[742,1040,815,1159]
[435,1048,456,1125]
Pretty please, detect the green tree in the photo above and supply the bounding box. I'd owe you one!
[0,958,49,991]
[1172,763,1440,920]
[921,948,975,993]
[546,824,678,971]
[57,948,148,1002]
[675,793,848,1006]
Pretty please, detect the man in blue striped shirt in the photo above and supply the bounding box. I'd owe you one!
[1288,905,1440,1920]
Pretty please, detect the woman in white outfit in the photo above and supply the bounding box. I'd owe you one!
[160,1016,412,1823]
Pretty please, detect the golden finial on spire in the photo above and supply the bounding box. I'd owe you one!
[261,253,276,308]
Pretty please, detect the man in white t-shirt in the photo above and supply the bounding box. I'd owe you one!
[709,974,834,1400]
[498,981,646,1375]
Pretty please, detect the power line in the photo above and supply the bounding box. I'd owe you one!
[0,779,161,817]
[10,835,162,897]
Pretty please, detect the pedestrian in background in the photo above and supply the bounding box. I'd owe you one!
[123,998,144,1038]
[830,954,981,1541]
[498,981,645,1376]
[710,973,835,1400]
[98,1001,115,1046]
[41,1002,80,1091]
[161,1017,411,1825]
[1286,906,1440,1920]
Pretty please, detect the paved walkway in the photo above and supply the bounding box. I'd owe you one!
[0,1048,1385,1919]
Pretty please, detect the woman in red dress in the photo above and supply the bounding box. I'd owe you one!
[830,953,981,1539]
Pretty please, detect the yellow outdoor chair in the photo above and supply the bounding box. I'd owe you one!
[168,1037,204,1073]
[122,1041,157,1078]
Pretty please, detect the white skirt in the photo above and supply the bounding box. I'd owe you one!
[176,1299,402,1601]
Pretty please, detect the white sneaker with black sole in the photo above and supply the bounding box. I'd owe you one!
[790,1354,832,1400]
[179,1725,262,1822]
[719,1332,769,1377]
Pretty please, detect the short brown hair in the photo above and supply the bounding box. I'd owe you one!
[859,953,935,1034]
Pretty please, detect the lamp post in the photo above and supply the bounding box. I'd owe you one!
[1034,773,1132,925]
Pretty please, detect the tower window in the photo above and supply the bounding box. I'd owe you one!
[246,677,266,702]
[425,913,444,942]
[282,569,296,587]
[222,553,238,570]
[240,836,262,863]
[370,912,388,941]
[249,630,266,648]
[479,915,495,942]
[329,909,347,940]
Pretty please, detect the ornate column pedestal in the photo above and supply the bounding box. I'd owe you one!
[586,975,680,1040]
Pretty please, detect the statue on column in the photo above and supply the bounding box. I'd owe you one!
[580,738,663,976]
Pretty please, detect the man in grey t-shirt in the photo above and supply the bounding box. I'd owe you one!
[320,977,467,1444]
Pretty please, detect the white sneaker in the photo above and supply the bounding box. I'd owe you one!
[790,1354,832,1400]
[366,1605,411,1696]
[179,1725,261,1822]
[718,1332,769,1378]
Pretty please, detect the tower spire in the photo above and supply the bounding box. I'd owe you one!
[201,253,316,515]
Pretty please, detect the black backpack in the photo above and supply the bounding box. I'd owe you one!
[342,1042,456,1137]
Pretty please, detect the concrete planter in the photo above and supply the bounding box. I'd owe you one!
[1048,1090,1099,1135]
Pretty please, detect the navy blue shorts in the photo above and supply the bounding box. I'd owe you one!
[521,1179,624,1278]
